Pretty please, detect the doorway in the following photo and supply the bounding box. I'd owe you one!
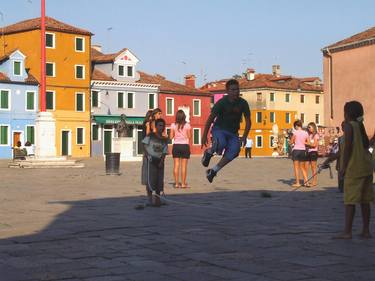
[103,130,112,154]
[61,130,71,156]
[12,131,22,147]
[137,128,143,155]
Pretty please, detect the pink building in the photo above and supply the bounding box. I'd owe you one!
[322,26,375,134]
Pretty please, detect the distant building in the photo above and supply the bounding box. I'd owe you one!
[322,26,375,134]
[91,46,159,157]
[138,73,211,155]
[202,66,323,156]
[0,50,39,158]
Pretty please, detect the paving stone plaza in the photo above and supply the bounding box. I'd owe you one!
[0,157,374,281]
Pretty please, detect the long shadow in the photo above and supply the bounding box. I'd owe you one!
[0,187,373,281]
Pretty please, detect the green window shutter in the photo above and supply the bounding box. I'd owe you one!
[46,63,54,76]
[92,91,98,107]
[128,93,133,108]
[127,66,133,77]
[46,33,54,47]
[27,126,35,144]
[167,99,172,114]
[118,65,124,76]
[14,61,21,75]
[193,129,199,144]
[76,66,83,78]
[76,38,83,51]
[92,125,98,141]
[194,100,199,115]
[77,128,84,144]
[46,91,54,110]
[149,94,154,109]
[1,90,9,109]
[0,126,8,145]
[26,92,35,110]
[76,94,83,111]
[118,92,124,108]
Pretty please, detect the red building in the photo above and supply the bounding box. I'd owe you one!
[138,72,211,154]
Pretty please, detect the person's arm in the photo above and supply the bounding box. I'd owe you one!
[290,134,296,145]
[241,115,251,147]
[169,125,175,140]
[340,122,353,177]
[370,131,375,147]
[201,112,216,148]
[186,124,192,142]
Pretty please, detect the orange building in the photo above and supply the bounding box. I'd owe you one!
[0,17,92,157]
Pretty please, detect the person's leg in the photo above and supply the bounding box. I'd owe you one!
[311,160,318,186]
[301,161,309,186]
[245,148,249,158]
[333,205,355,239]
[173,158,180,188]
[360,203,371,238]
[293,160,301,186]
[181,158,188,188]
[249,148,252,158]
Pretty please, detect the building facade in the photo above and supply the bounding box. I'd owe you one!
[0,50,39,158]
[1,17,92,157]
[322,26,375,134]
[91,47,159,156]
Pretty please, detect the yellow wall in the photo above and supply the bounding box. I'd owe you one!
[2,30,92,157]
[239,110,296,156]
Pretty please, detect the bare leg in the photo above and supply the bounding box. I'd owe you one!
[360,203,372,238]
[333,205,355,239]
[173,158,180,187]
[293,161,301,186]
[301,161,309,186]
[311,160,318,186]
[181,158,188,187]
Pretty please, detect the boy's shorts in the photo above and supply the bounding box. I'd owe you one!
[146,157,164,194]
[211,127,240,161]
[344,175,374,205]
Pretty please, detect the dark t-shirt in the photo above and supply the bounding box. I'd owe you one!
[212,96,250,134]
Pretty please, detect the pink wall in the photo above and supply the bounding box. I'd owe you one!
[323,44,375,135]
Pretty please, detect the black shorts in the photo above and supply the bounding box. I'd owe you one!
[308,151,318,162]
[292,150,308,162]
[172,144,190,159]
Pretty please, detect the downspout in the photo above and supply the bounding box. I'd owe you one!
[325,48,334,119]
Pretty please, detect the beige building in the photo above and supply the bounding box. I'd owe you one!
[322,26,375,134]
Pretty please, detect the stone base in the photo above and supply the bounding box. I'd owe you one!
[113,137,141,162]
[35,112,56,158]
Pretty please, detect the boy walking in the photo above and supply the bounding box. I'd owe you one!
[201,79,251,183]
[142,119,168,206]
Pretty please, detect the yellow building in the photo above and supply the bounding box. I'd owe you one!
[0,17,92,157]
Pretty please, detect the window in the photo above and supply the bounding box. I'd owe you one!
[13,61,21,76]
[76,93,84,112]
[315,95,320,104]
[270,92,275,102]
[315,114,320,124]
[148,94,155,109]
[270,112,275,123]
[26,91,35,111]
[193,128,201,145]
[0,90,10,110]
[76,128,84,145]
[75,37,84,52]
[285,93,290,103]
[166,98,174,115]
[46,91,55,110]
[0,125,9,145]
[46,62,55,77]
[127,66,133,77]
[285,112,290,124]
[92,124,99,141]
[91,90,99,108]
[300,113,305,124]
[46,33,55,48]
[118,92,124,108]
[256,92,262,102]
[127,92,134,108]
[270,136,275,148]
[256,135,263,148]
[300,95,305,103]
[75,65,84,79]
[26,125,35,144]
[193,99,201,116]
[118,65,124,76]
[256,112,262,123]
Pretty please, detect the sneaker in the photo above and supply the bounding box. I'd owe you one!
[206,169,217,183]
[201,149,213,167]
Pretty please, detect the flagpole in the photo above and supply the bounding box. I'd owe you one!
[40,0,46,112]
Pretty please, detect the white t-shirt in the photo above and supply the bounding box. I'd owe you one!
[245,138,253,148]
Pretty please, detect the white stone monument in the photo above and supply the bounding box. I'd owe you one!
[35,111,57,158]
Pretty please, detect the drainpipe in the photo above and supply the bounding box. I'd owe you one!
[325,48,333,120]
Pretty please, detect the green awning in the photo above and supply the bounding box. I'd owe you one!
[93,115,144,125]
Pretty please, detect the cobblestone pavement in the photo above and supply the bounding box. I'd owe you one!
[0,156,374,281]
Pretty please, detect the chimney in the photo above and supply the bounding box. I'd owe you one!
[246,68,255,81]
[185,74,196,88]
[272,65,281,77]
[92,44,102,52]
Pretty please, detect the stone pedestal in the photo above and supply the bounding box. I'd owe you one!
[113,137,141,162]
[35,112,56,158]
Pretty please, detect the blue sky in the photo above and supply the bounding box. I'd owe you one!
[1,0,374,86]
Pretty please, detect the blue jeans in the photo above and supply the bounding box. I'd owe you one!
[211,127,241,161]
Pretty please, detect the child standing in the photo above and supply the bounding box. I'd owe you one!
[334,101,373,239]
[290,120,309,187]
[201,79,251,183]
[142,119,168,207]
[306,122,319,186]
